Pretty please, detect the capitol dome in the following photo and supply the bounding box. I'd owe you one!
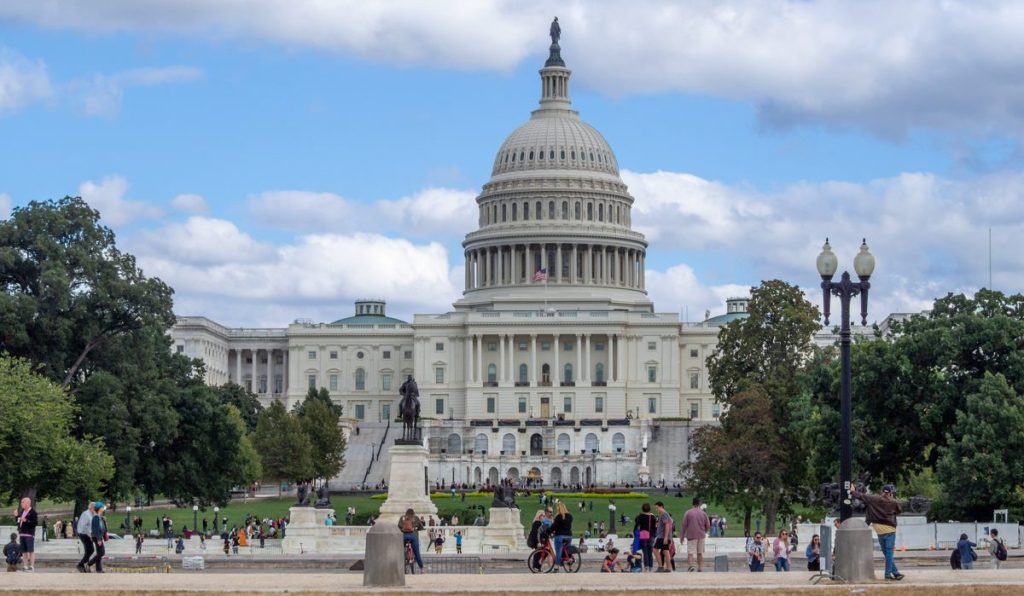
[456,31,651,313]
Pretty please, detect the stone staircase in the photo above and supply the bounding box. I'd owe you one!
[331,421,391,490]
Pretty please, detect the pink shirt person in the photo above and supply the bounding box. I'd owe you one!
[681,506,710,541]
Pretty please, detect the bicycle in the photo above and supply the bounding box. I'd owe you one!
[527,536,581,573]
[404,539,417,574]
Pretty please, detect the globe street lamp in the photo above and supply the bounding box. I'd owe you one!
[193,505,199,536]
[126,505,132,539]
[213,506,220,534]
[816,238,875,521]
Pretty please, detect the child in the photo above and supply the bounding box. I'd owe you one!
[433,533,445,554]
[175,537,185,555]
[4,533,21,572]
[601,547,620,573]
[222,536,230,556]
[135,533,144,554]
[627,549,644,573]
[454,531,463,554]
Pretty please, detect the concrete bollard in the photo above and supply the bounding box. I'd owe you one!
[834,518,876,583]
[363,521,406,587]
[714,554,729,571]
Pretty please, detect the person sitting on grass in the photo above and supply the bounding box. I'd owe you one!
[601,547,620,573]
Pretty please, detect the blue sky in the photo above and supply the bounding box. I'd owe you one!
[2,1,1023,325]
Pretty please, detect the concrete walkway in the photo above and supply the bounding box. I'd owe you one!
[2,569,1024,595]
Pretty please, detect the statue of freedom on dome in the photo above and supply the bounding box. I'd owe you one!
[550,17,561,45]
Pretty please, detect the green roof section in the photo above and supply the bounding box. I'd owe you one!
[329,314,408,326]
[705,311,749,326]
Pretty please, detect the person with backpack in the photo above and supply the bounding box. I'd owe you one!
[89,502,108,573]
[957,533,978,570]
[4,533,21,572]
[987,528,1007,569]
[398,508,424,572]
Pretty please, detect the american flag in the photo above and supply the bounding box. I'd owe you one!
[532,268,547,282]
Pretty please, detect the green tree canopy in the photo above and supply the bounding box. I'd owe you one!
[214,383,264,432]
[252,400,313,485]
[298,397,347,481]
[0,355,114,502]
[294,386,343,417]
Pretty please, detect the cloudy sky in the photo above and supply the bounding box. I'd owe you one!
[2,0,1022,326]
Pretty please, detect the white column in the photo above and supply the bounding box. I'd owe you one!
[499,333,506,384]
[253,348,260,395]
[267,349,274,395]
[235,349,242,384]
[525,245,532,280]
[509,334,515,383]
[553,333,560,386]
[530,334,537,385]
[611,335,617,383]
[475,335,482,385]
[511,246,518,285]
[571,244,578,283]
[586,245,593,284]
[466,332,474,383]
[556,244,563,283]
[583,335,590,383]
[641,253,645,289]
[283,349,289,395]
[498,246,505,285]
[575,334,582,384]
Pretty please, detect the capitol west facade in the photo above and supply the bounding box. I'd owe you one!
[171,40,792,487]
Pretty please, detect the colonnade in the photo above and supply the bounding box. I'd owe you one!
[464,244,644,290]
[463,333,620,386]
[232,347,288,397]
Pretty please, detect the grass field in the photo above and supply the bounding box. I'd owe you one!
[29,491,824,538]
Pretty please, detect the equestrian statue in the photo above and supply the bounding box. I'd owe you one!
[398,375,421,444]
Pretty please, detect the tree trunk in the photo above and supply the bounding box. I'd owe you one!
[764,498,778,536]
[743,506,752,534]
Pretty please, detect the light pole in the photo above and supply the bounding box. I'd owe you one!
[816,238,875,521]
[126,505,132,538]
[193,505,199,535]
[214,506,220,534]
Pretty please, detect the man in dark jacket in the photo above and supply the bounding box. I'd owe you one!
[853,484,903,581]
[90,502,108,573]
[14,497,37,572]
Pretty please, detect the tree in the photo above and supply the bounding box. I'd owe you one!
[0,355,114,503]
[0,197,175,388]
[298,397,347,482]
[214,383,264,432]
[684,389,788,532]
[252,401,313,489]
[705,279,820,533]
[293,386,343,417]
[935,372,1024,520]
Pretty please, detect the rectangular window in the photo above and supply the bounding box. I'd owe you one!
[382,374,392,391]
[435,367,445,384]
[383,350,391,360]
[487,343,497,352]
[595,396,604,413]
[563,342,574,351]
[690,373,699,390]
[595,342,605,351]
[435,342,445,351]
[435,398,445,415]
[518,396,527,413]
[541,341,551,351]
[712,403,721,418]
[487,397,496,414]
[647,341,656,351]
[563,397,572,412]
[647,366,657,382]
[329,351,338,359]
[307,375,316,389]
[518,342,528,351]
[308,350,317,360]
[329,374,338,391]
[690,402,700,419]
[404,350,413,360]
[176,345,184,353]
[648,397,657,414]
[689,348,699,358]
[355,404,365,420]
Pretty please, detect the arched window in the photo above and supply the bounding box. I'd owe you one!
[492,205,497,223]
[529,150,534,160]
[561,201,568,219]
[501,204,507,222]
[585,433,599,453]
[511,203,517,221]
[563,363,573,384]
[557,433,570,453]
[524,202,530,220]
[560,149,566,159]
[598,204,604,221]
[475,433,488,453]
[574,202,581,220]
[587,203,593,220]
[355,368,365,390]
[538,149,544,160]
[487,363,497,384]
[549,150,554,159]
[530,433,543,455]
[512,152,516,162]
[595,363,605,384]
[519,364,528,385]
[536,201,542,220]
[612,432,625,453]
[519,151,524,161]
[541,363,551,385]
[447,433,463,454]
[548,201,555,219]
[502,433,516,454]
[571,150,576,160]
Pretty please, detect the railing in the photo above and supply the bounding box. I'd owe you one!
[415,555,485,574]
[361,420,390,488]
[482,381,498,387]
[560,381,575,386]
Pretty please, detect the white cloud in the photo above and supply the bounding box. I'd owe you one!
[78,175,164,227]
[249,187,477,238]
[5,2,1024,135]
[132,216,271,266]
[0,193,10,219]
[645,263,749,321]
[0,47,52,113]
[170,193,208,213]
[75,65,202,117]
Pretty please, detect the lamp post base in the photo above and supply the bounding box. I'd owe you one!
[834,518,876,582]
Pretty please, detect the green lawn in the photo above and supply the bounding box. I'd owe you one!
[34,492,823,538]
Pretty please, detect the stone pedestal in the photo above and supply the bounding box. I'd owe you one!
[363,521,405,587]
[834,518,876,582]
[481,507,528,552]
[281,506,334,554]
[378,444,437,525]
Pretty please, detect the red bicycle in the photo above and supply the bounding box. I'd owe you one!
[527,536,581,573]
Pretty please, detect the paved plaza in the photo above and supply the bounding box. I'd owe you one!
[3,569,1024,595]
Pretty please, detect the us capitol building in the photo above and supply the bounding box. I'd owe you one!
[171,33,889,488]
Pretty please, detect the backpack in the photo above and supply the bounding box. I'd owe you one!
[4,544,20,565]
[950,549,961,570]
[996,539,1008,561]
[402,517,414,533]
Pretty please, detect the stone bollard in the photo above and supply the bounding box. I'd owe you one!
[834,518,876,583]
[714,554,729,572]
[363,521,405,587]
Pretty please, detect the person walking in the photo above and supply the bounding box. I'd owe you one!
[75,502,95,573]
[135,533,144,554]
[747,532,766,572]
[987,529,1007,569]
[681,498,711,572]
[852,484,903,581]
[956,533,977,570]
[399,508,425,572]
[89,502,108,573]
[772,529,791,571]
[551,501,574,572]
[633,503,657,572]
[14,497,37,572]
[805,534,822,571]
[653,501,673,572]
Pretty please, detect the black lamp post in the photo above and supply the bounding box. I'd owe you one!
[193,505,199,535]
[816,238,875,522]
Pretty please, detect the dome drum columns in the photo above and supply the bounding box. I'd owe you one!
[464,243,645,291]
